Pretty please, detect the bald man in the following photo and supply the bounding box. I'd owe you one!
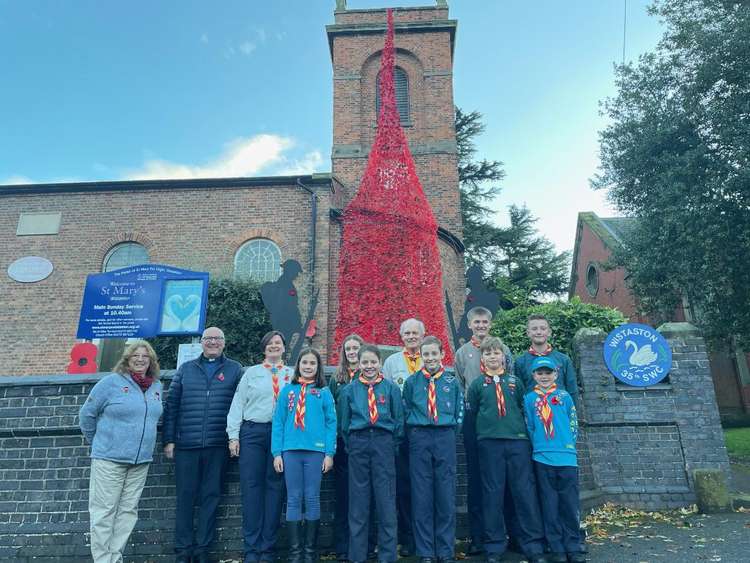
[162,327,243,563]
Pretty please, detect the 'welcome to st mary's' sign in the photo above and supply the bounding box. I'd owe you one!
[76,264,209,340]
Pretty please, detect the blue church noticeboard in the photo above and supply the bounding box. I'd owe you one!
[603,323,672,386]
[76,264,209,339]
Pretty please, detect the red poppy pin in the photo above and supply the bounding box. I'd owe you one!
[288,289,297,296]
[311,388,320,396]
[551,396,562,405]
[122,386,129,393]
[217,373,225,382]
[378,394,386,404]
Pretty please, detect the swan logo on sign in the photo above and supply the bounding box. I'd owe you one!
[603,323,672,386]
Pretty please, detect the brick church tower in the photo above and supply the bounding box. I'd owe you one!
[325,1,466,352]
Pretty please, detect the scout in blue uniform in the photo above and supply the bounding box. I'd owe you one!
[329,334,372,563]
[338,344,404,563]
[514,314,578,407]
[272,347,337,563]
[382,317,424,558]
[402,335,463,563]
[227,331,293,563]
[466,336,546,563]
[523,357,585,563]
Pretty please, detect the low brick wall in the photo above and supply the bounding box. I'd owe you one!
[0,323,731,561]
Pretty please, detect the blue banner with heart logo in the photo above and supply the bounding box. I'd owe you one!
[603,323,672,387]
[76,264,209,339]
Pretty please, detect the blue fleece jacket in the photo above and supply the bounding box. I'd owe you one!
[79,372,163,464]
[271,382,337,457]
[402,368,464,428]
[523,387,578,467]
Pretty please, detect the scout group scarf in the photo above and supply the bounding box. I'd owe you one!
[534,384,557,439]
[129,371,154,391]
[470,336,481,348]
[264,362,284,401]
[529,343,553,356]
[403,349,422,374]
[422,367,444,423]
[359,374,384,424]
[294,377,316,430]
[481,362,506,418]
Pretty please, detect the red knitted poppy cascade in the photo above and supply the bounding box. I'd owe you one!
[332,9,454,364]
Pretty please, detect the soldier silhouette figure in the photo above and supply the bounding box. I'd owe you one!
[260,259,304,354]
[456,265,500,345]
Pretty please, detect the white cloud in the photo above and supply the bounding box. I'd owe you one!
[239,41,256,56]
[123,134,323,181]
[254,27,267,43]
[1,175,33,185]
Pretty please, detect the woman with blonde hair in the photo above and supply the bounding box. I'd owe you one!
[79,340,163,563]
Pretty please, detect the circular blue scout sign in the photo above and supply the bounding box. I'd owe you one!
[603,323,672,386]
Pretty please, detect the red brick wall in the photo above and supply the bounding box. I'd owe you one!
[0,182,333,375]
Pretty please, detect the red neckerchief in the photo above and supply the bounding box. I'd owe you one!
[347,367,357,382]
[294,376,316,430]
[263,362,285,400]
[480,363,506,417]
[528,343,553,356]
[471,336,481,348]
[359,373,384,424]
[534,384,557,439]
[129,371,154,391]
[422,367,444,423]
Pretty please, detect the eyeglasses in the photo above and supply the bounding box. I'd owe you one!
[202,336,225,342]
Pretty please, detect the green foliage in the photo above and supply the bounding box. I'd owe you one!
[491,297,628,358]
[455,107,569,301]
[150,277,271,369]
[593,0,750,342]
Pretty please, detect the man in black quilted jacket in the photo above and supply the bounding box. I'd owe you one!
[163,326,244,563]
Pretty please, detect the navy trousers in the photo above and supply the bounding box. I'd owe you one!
[477,439,545,557]
[534,462,584,554]
[238,421,284,562]
[334,438,376,558]
[395,438,414,549]
[408,426,457,559]
[462,416,484,547]
[174,446,228,556]
[348,428,397,562]
[283,450,324,521]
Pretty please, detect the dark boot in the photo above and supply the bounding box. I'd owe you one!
[303,519,320,563]
[287,520,303,563]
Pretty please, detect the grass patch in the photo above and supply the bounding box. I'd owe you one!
[724,427,750,461]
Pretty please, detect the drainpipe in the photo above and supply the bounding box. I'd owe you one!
[296,178,317,298]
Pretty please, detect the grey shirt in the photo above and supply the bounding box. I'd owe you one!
[454,341,514,393]
[226,363,293,440]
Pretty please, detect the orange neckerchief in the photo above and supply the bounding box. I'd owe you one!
[403,349,422,373]
[347,366,357,382]
[534,384,557,439]
[294,377,315,430]
[263,362,285,400]
[481,362,506,417]
[470,336,482,348]
[359,374,384,424]
[422,367,444,423]
[528,343,553,357]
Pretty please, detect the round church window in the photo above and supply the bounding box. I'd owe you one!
[585,262,599,297]
[235,239,282,282]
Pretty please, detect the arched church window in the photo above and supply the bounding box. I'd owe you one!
[376,66,410,124]
[235,238,282,282]
[103,242,149,272]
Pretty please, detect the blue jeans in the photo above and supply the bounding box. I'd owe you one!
[282,450,324,521]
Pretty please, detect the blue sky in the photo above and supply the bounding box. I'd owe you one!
[0,0,665,252]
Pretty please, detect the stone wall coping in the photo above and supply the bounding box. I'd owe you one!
[657,322,702,338]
